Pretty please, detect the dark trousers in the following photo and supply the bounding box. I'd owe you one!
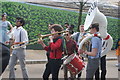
[95,55,106,80]
[46,51,50,61]
[63,65,75,80]
[0,43,10,75]
[43,59,61,80]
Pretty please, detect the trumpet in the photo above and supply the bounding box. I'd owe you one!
[11,30,68,49]
[38,30,68,39]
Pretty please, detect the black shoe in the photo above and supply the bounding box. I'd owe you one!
[14,68,17,70]
[118,69,120,71]
[9,78,15,80]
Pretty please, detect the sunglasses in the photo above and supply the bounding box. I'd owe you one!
[16,20,21,22]
[65,34,69,36]
[89,27,94,29]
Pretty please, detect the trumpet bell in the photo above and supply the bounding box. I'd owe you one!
[92,8,107,38]
[84,0,98,30]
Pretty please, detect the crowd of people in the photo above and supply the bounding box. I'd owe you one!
[0,13,120,80]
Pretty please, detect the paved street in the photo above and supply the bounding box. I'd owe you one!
[1,61,119,79]
[1,50,120,79]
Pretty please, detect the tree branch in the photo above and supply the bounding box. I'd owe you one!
[83,0,89,6]
[73,2,80,7]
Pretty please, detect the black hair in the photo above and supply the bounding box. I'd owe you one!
[51,24,63,35]
[49,23,53,25]
[51,24,63,32]
[70,24,74,28]
[64,22,69,25]
[16,17,25,26]
[91,23,99,31]
[2,13,7,18]
[2,14,5,18]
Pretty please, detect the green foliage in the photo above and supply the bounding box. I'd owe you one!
[107,18,119,48]
[2,2,119,49]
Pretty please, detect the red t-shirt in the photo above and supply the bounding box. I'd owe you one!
[44,38,63,59]
[65,39,78,56]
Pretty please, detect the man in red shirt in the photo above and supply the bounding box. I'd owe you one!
[38,24,64,80]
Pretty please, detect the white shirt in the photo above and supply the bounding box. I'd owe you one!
[77,33,83,45]
[13,26,28,48]
[72,32,82,45]
[72,32,90,46]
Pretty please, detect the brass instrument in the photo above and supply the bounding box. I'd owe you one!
[11,30,68,49]
[79,1,113,57]
[79,34,90,51]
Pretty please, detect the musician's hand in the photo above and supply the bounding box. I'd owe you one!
[78,49,85,54]
[38,39,44,44]
[38,39,46,48]
[62,52,64,55]
[49,36,53,42]
[6,31,10,34]
[4,41,10,45]
[49,36,53,39]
